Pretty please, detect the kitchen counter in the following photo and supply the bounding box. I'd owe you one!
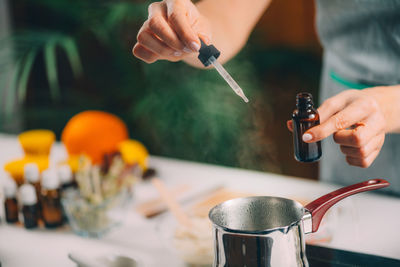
[0,133,399,266]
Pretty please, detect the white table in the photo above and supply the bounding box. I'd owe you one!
[1,134,400,266]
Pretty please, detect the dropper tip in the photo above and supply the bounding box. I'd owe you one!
[239,94,249,103]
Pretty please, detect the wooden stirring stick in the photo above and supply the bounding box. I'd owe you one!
[151,178,193,228]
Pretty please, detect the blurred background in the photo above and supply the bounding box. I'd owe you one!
[0,0,322,180]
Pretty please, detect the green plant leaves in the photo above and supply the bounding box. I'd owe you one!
[60,37,83,78]
[43,35,83,100]
[17,49,37,102]
[1,0,151,117]
[44,38,60,100]
[0,32,83,115]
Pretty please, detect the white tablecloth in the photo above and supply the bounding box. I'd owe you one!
[0,134,399,266]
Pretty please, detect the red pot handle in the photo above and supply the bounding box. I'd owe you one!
[304,179,389,233]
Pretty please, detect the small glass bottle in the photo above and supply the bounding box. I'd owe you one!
[19,184,39,229]
[41,170,63,228]
[57,164,77,222]
[58,164,77,192]
[24,163,42,215]
[292,92,322,162]
[3,176,19,223]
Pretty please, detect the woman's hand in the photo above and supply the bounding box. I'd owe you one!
[133,0,212,63]
[288,86,400,168]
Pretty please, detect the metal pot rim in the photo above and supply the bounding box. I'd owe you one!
[210,217,304,235]
[208,196,306,235]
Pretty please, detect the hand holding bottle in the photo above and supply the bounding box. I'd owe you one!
[288,86,400,168]
[133,0,212,63]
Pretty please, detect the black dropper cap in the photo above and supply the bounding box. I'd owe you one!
[198,39,220,67]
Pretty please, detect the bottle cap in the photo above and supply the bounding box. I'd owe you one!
[3,175,17,198]
[24,163,40,183]
[19,183,37,205]
[41,169,60,190]
[198,39,221,67]
[58,164,73,184]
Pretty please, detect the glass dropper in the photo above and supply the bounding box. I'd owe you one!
[197,40,249,103]
[207,56,249,103]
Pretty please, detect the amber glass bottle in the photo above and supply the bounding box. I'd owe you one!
[292,92,322,162]
[20,184,39,229]
[24,163,42,217]
[3,176,19,223]
[41,170,63,228]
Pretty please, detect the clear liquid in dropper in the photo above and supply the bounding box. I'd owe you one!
[208,56,249,103]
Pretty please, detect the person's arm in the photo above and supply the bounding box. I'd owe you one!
[288,85,400,168]
[133,0,271,68]
[184,0,271,66]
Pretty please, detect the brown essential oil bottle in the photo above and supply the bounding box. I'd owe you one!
[292,92,322,162]
[41,170,63,228]
[24,163,42,217]
[3,176,19,223]
[20,184,39,229]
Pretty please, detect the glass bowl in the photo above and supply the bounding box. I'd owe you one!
[61,188,132,238]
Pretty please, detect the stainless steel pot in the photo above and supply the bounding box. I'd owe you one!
[209,179,389,267]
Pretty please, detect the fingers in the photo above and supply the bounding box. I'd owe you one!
[147,2,186,51]
[167,2,200,52]
[345,149,380,168]
[137,28,182,59]
[166,0,201,51]
[134,0,211,63]
[132,43,158,63]
[305,97,376,142]
[333,125,368,147]
[339,133,385,158]
[335,115,385,168]
[317,90,356,123]
[332,115,384,148]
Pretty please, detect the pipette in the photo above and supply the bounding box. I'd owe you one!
[198,40,249,103]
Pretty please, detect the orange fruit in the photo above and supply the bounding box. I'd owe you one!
[61,111,129,164]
